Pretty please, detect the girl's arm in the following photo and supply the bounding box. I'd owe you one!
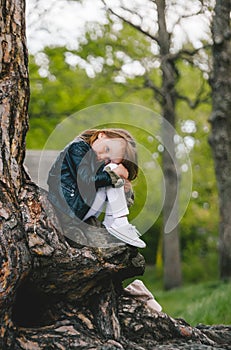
[68,142,124,190]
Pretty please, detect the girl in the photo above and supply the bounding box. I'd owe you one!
[47,128,146,248]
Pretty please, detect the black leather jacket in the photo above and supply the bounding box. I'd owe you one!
[47,138,113,220]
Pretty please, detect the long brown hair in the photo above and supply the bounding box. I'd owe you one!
[79,128,138,181]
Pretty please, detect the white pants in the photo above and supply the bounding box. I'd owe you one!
[83,163,129,221]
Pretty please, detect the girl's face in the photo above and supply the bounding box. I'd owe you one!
[92,132,126,164]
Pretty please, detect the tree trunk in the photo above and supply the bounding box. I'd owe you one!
[209,0,231,280]
[0,0,230,349]
[156,0,182,289]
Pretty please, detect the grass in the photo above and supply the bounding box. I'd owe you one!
[124,265,231,326]
[155,280,231,326]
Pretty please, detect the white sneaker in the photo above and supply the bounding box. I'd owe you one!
[107,223,146,248]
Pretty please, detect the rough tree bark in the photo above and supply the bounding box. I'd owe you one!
[209,0,231,280]
[0,1,231,349]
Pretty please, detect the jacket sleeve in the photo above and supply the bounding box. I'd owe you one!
[68,141,113,190]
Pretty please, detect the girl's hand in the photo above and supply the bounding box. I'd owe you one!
[113,163,129,179]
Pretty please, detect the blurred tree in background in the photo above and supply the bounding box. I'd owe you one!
[209,0,231,281]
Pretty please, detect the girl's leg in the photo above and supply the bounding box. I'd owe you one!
[83,187,107,221]
[103,162,129,228]
[102,201,113,228]
[104,186,146,248]
[103,186,129,228]
[102,164,145,248]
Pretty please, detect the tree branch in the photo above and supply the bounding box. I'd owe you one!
[102,0,160,45]
[143,75,163,104]
[176,79,211,109]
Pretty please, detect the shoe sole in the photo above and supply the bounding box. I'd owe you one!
[108,227,146,248]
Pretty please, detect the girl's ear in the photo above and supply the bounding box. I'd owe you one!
[98,132,106,139]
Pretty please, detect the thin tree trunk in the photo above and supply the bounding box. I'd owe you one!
[209,0,231,280]
[156,0,182,289]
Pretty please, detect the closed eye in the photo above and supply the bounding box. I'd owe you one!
[105,146,110,153]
